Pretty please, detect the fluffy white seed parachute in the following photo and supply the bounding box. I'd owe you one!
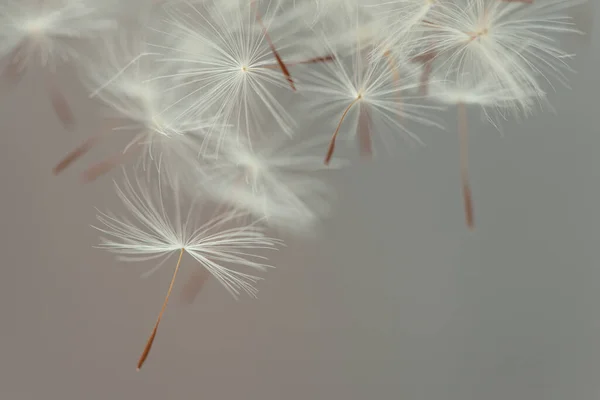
[94,169,282,369]
[415,0,586,105]
[147,0,309,152]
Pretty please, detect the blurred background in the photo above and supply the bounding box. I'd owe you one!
[0,2,599,399]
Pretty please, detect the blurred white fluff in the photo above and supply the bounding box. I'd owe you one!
[95,169,283,298]
[428,69,538,127]
[198,132,343,234]
[81,32,220,184]
[0,0,118,71]
[315,7,390,58]
[86,33,200,135]
[288,0,380,29]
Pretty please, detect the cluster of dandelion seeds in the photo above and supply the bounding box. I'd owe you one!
[5,0,586,369]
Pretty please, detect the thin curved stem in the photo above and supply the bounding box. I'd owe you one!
[325,96,361,165]
[137,248,185,371]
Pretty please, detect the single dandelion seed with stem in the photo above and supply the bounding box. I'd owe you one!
[300,33,439,164]
[415,0,586,107]
[428,66,538,229]
[95,170,282,369]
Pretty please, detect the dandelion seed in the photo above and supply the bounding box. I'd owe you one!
[416,0,586,105]
[300,34,440,163]
[149,0,304,147]
[367,0,439,57]
[95,169,282,369]
[428,70,538,229]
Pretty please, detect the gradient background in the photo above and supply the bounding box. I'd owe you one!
[0,2,599,399]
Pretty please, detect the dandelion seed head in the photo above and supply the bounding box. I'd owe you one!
[300,33,440,156]
[148,0,302,147]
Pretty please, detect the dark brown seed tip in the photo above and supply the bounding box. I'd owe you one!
[463,183,475,230]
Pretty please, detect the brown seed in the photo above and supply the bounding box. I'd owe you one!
[47,84,75,129]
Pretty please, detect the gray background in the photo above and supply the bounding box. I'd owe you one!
[1,2,599,399]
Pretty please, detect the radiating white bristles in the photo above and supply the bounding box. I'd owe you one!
[147,0,306,152]
[299,31,442,163]
[95,168,283,369]
[95,171,282,298]
[415,0,586,106]
[367,0,438,58]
